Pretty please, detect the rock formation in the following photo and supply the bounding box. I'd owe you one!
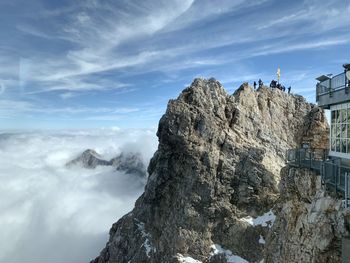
[265,166,350,262]
[110,152,146,177]
[67,149,111,169]
[67,150,147,178]
[90,78,332,263]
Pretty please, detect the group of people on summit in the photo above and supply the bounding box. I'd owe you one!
[253,79,291,94]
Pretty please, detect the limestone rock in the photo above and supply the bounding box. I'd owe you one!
[264,166,350,263]
[66,149,111,169]
[91,78,329,263]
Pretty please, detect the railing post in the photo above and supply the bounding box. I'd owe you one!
[310,150,313,169]
[345,172,348,208]
[348,173,350,208]
[321,162,323,186]
[336,163,340,194]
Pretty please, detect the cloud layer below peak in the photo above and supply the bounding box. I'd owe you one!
[0,129,158,263]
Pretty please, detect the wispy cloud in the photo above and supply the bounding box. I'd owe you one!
[10,1,196,94]
[251,38,350,57]
[0,83,5,95]
[1,0,350,128]
[163,0,270,32]
[10,0,350,91]
[84,115,121,121]
[16,24,55,40]
[0,99,35,118]
[0,99,140,117]
[59,92,75,100]
[26,77,130,94]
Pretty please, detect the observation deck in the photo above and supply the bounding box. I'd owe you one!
[316,64,350,109]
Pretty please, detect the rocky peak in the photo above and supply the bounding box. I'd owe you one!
[91,78,329,263]
[176,78,229,117]
[110,152,146,177]
[66,150,147,178]
[66,149,110,169]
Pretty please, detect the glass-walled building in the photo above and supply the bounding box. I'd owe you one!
[330,104,350,158]
[317,64,350,159]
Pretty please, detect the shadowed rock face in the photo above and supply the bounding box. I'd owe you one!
[90,78,329,263]
[66,150,147,178]
[110,152,146,177]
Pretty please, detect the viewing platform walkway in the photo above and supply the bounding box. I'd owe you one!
[316,72,350,109]
[286,148,350,207]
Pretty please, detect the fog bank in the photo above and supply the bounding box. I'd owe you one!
[0,128,157,263]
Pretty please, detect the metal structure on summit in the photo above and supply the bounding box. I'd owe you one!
[316,64,350,160]
[287,64,350,208]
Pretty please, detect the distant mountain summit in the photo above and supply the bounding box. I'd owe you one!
[90,78,333,263]
[111,152,146,177]
[67,149,111,168]
[67,150,147,178]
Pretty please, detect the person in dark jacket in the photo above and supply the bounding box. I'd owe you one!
[288,86,291,94]
[253,81,257,90]
[258,79,263,88]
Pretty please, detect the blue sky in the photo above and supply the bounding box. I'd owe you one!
[1,0,350,129]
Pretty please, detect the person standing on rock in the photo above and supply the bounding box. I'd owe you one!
[288,86,291,94]
[258,79,263,88]
[270,80,277,89]
[253,81,257,90]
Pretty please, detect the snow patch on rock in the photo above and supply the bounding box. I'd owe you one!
[239,210,276,228]
[210,244,249,263]
[259,235,266,244]
[135,219,155,258]
[176,253,202,263]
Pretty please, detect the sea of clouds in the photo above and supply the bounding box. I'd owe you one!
[0,128,158,263]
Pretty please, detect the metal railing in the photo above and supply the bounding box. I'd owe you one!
[287,148,350,208]
[321,161,350,204]
[332,73,346,90]
[316,72,348,98]
[286,148,328,170]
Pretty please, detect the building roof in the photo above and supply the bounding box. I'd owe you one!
[316,75,331,82]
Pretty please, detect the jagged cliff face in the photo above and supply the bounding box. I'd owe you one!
[265,166,350,262]
[91,78,329,263]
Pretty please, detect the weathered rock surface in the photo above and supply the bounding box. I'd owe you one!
[67,150,147,177]
[265,166,350,263]
[90,78,329,263]
[110,152,146,177]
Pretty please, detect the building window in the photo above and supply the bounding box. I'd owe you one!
[331,105,350,154]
